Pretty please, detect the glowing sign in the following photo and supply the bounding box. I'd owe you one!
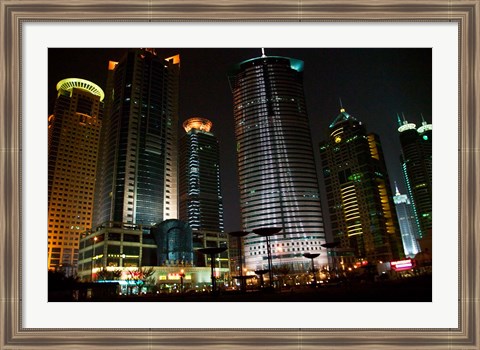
[390,259,415,271]
[168,273,182,280]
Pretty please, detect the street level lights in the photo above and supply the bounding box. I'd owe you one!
[303,253,320,286]
[253,227,282,288]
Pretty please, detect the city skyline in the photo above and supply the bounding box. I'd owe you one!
[48,48,432,237]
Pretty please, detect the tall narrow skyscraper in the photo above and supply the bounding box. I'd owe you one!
[393,184,421,258]
[93,49,180,230]
[179,117,228,269]
[397,115,432,241]
[228,53,327,271]
[319,108,404,264]
[48,78,104,271]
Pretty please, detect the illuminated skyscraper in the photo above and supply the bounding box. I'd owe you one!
[93,49,180,230]
[179,117,228,269]
[228,53,328,271]
[393,184,421,258]
[397,115,432,241]
[48,78,104,271]
[319,107,404,264]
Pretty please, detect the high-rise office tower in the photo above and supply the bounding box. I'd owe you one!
[228,53,328,271]
[319,107,404,264]
[48,78,104,271]
[397,115,432,241]
[179,117,228,269]
[93,49,180,230]
[393,183,421,258]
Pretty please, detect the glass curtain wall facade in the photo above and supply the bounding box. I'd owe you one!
[319,108,404,264]
[397,115,432,240]
[93,49,180,230]
[179,118,228,269]
[48,78,104,271]
[228,54,327,271]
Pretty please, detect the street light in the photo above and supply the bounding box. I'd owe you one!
[227,231,250,292]
[252,227,282,288]
[91,236,98,282]
[303,253,320,286]
[321,241,340,276]
[197,247,227,294]
[179,269,185,293]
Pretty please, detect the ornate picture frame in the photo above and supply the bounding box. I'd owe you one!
[1,0,478,348]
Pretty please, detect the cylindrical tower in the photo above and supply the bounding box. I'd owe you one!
[398,115,432,240]
[228,54,327,271]
[48,78,104,272]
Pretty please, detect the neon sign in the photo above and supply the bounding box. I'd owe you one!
[390,259,415,271]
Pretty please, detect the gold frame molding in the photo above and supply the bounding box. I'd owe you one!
[1,0,479,349]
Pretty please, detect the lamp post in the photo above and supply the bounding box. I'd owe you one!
[227,231,250,292]
[303,253,320,286]
[197,247,227,294]
[252,227,282,288]
[321,242,340,277]
[179,269,185,293]
[91,236,97,282]
[254,269,269,289]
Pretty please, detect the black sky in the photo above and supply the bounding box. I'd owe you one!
[48,48,432,238]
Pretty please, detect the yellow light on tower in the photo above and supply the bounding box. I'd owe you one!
[183,117,213,133]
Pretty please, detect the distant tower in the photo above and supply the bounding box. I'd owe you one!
[397,114,432,241]
[93,49,180,230]
[179,117,228,269]
[393,183,421,258]
[228,52,328,271]
[48,78,104,271]
[319,107,404,264]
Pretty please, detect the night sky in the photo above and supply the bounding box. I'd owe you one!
[48,48,432,238]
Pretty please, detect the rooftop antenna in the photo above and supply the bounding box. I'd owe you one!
[261,48,266,58]
[420,113,427,125]
[394,181,401,196]
[339,98,345,112]
[396,113,402,127]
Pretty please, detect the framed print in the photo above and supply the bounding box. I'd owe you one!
[1,0,479,348]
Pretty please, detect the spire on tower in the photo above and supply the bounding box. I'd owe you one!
[261,48,266,58]
[397,113,417,133]
[396,113,402,127]
[339,98,345,112]
[420,113,427,125]
[394,181,401,196]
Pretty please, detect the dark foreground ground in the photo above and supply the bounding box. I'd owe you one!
[59,275,431,302]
